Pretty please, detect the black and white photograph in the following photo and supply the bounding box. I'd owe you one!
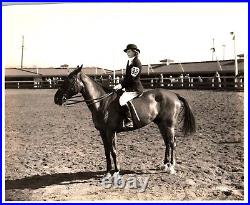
[3,2,247,201]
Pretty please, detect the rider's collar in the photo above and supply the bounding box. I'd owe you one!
[128,56,135,65]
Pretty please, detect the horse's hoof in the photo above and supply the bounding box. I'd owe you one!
[169,167,176,175]
[113,171,123,186]
[160,165,166,170]
[103,172,112,179]
[163,163,171,171]
[113,171,123,181]
[113,171,121,178]
[100,172,113,186]
[163,164,176,174]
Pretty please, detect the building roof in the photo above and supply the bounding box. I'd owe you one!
[113,59,243,76]
[159,59,174,63]
[146,59,244,75]
[5,67,107,77]
[5,59,244,78]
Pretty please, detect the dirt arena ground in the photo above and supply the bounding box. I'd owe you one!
[5,89,245,201]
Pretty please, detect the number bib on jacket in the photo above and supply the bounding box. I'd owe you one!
[131,67,140,77]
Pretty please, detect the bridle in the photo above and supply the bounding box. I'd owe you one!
[63,77,115,107]
[64,92,114,107]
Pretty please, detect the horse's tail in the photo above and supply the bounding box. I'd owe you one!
[176,94,196,136]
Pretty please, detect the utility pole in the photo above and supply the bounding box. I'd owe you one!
[211,38,215,61]
[21,35,24,69]
[179,62,184,73]
[113,69,116,85]
[95,67,97,80]
[222,44,226,60]
[230,32,238,76]
[147,64,152,75]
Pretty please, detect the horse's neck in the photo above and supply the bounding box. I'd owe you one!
[79,72,107,113]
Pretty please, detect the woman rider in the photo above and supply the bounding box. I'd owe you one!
[113,44,144,128]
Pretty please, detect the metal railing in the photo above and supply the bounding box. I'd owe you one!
[5,80,62,89]
[5,76,244,91]
[140,76,244,90]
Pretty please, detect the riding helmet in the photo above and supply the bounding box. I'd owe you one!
[123,44,140,53]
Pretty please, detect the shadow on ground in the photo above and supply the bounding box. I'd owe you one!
[5,169,143,190]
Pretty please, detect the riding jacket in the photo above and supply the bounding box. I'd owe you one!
[121,56,144,94]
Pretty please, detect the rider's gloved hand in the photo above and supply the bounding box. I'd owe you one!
[113,84,122,90]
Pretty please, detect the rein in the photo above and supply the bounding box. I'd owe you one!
[64,92,114,107]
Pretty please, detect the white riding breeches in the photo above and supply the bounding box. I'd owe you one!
[119,91,139,106]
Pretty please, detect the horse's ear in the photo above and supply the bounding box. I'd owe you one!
[80,64,83,68]
[76,65,82,72]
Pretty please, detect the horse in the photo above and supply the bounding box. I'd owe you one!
[54,65,196,177]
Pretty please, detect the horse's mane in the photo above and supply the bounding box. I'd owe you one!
[87,76,118,109]
[102,86,114,93]
[69,68,114,93]
[88,76,114,93]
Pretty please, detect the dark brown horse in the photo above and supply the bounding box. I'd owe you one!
[54,65,196,177]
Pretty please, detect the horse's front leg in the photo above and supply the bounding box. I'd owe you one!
[100,131,112,177]
[106,130,120,174]
[111,132,120,173]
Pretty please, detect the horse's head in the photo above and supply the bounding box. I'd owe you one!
[54,65,84,105]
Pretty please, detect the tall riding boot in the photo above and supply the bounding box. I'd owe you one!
[122,103,133,128]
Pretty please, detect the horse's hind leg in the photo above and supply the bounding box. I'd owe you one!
[157,123,176,174]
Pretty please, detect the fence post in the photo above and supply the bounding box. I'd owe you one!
[239,78,243,88]
[218,78,221,88]
[150,79,154,88]
[116,76,120,85]
[179,75,183,87]
[108,75,112,87]
[160,74,164,87]
[234,77,238,88]
[170,76,173,87]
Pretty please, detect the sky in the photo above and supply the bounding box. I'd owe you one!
[2,3,248,70]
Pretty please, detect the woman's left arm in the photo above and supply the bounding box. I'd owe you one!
[130,58,142,79]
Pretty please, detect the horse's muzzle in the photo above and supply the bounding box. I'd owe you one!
[54,90,67,106]
[55,96,67,106]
